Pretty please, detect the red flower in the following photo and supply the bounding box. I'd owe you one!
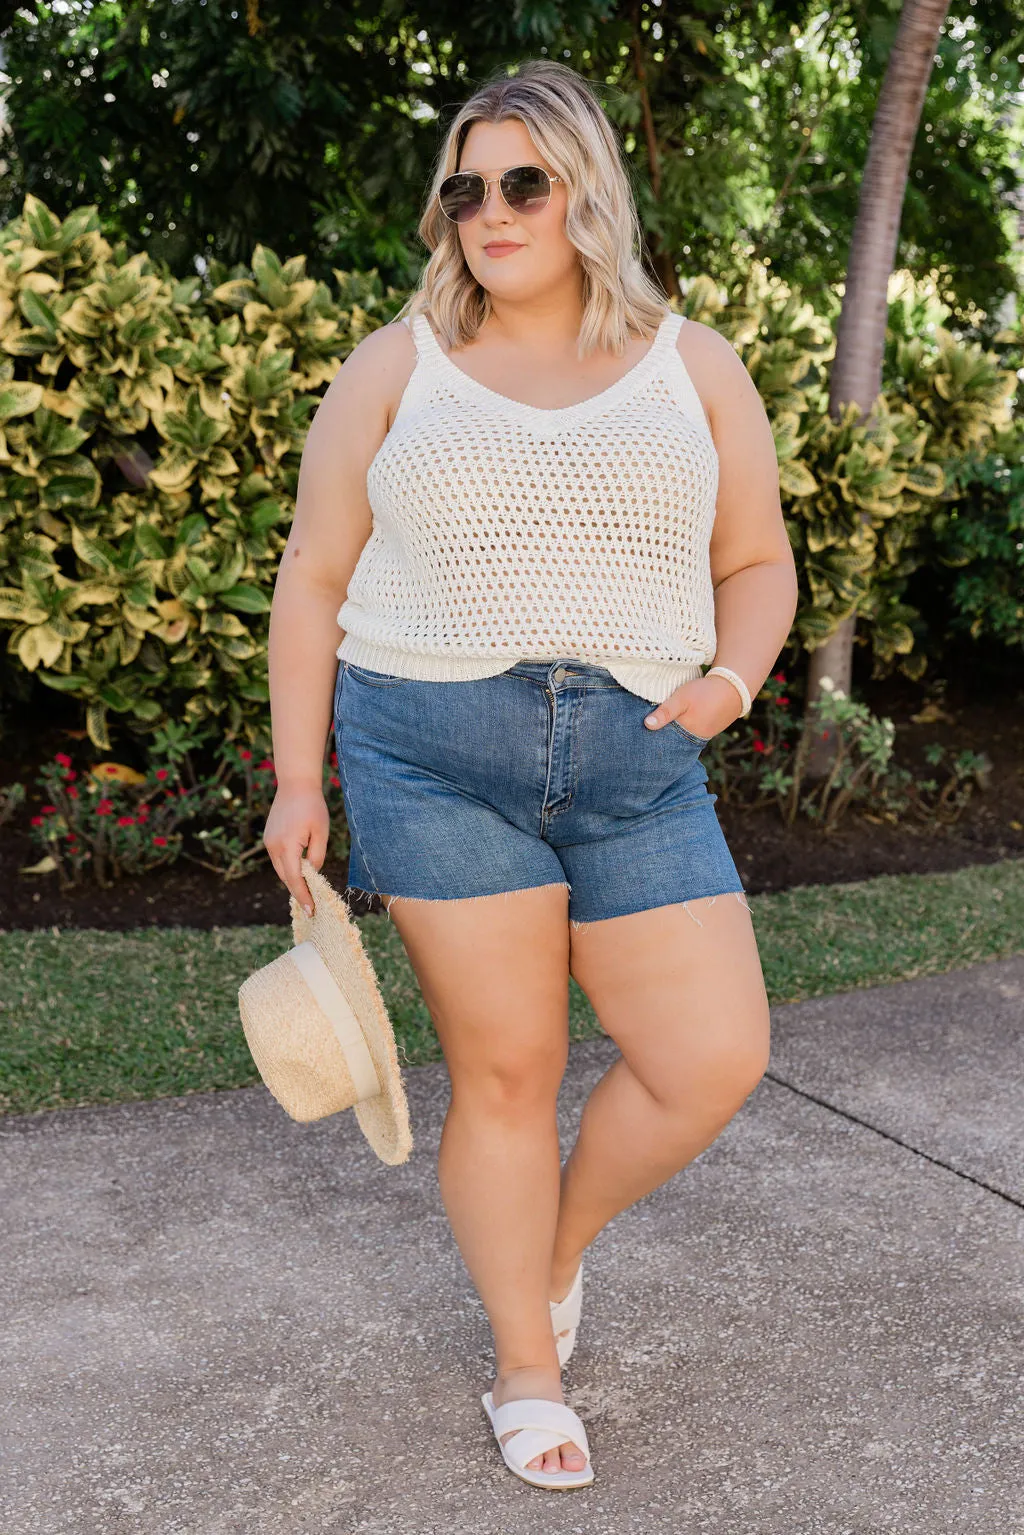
[155,768,169,781]
[96,799,113,816]
[778,696,790,707]
[773,671,786,683]
[753,740,767,753]
[257,758,274,772]
[152,835,168,847]
[239,748,252,761]
[821,731,830,740]
[68,786,78,799]
[31,814,44,826]
[117,815,135,827]
[42,804,59,814]
[330,774,340,788]
[55,751,72,768]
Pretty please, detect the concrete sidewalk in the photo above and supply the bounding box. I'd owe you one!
[2,955,1022,1535]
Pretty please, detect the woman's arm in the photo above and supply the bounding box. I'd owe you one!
[263,319,416,914]
[643,321,798,739]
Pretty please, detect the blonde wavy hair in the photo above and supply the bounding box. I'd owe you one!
[398,59,670,357]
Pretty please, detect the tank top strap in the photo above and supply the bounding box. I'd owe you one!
[408,310,445,364]
[653,310,685,355]
[656,311,713,440]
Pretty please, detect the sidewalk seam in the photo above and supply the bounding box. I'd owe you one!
[764,1071,1023,1211]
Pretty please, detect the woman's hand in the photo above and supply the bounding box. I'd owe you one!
[263,785,331,916]
[643,674,744,740]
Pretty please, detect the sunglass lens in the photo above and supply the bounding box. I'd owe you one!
[500,165,552,213]
[438,173,485,223]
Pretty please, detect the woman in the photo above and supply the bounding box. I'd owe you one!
[264,58,797,1491]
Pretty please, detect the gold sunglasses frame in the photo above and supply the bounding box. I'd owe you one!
[436,165,567,223]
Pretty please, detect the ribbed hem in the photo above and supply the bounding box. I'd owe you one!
[336,635,707,703]
[604,658,706,705]
[337,635,520,681]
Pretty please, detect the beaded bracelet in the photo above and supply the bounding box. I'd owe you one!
[705,664,752,718]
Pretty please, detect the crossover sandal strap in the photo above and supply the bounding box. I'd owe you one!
[490,1397,591,1470]
[549,1265,583,1333]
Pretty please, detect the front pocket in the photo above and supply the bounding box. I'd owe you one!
[668,719,711,747]
[343,661,413,689]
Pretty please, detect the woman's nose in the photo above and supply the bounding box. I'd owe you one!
[481,181,511,220]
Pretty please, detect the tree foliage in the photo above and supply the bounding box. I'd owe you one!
[1,0,1022,323]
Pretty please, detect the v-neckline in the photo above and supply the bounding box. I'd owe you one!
[412,311,680,428]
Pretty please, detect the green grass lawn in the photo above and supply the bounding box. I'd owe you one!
[2,857,1022,1117]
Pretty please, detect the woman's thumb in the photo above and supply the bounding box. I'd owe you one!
[297,834,328,914]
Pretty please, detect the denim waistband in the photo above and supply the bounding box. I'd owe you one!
[505,659,616,680]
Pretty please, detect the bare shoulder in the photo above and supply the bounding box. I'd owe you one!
[347,314,418,370]
[675,315,759,431]
[315,315,418,431]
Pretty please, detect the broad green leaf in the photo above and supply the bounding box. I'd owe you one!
[0,382,43,421]
[19,289,58,334]
[220,583,271,614]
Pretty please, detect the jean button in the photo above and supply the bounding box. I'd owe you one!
[552,666,567,683]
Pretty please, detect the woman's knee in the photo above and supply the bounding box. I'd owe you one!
[449,1041,568,1119]
[649,1003,771,1118]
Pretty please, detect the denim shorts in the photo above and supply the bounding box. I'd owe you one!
[333,657,747,931]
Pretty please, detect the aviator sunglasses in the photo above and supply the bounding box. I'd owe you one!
[436,164,565,224]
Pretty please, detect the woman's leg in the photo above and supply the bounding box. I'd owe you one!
[380,881,587,1475]
[551,893,770,1296]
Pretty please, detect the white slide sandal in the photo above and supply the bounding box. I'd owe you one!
[481,1391,595,1489]
[550,1261,583,1366]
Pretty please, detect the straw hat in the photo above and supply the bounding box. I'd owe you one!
[238,855,412,1165]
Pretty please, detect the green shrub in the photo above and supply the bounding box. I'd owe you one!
[924,426,1024,653]
[0,195,403,750]
[697,263,1020,682]
[0,199,1019,757]
[702,669,991,830]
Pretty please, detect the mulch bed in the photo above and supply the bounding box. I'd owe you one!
[2,665,1021,933]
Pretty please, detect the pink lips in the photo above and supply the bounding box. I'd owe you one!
[483,242,524,257]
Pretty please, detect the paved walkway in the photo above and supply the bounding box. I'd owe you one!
[2,955,1022,1534]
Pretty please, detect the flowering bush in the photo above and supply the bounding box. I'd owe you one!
[27,752,206,890]
[186,741,350,880]
[703,670,800,809]
[784,678,990,829]
[185,741,281,880]
[780,677,899,828]
[20,738,351,889]
[704,671,990,831]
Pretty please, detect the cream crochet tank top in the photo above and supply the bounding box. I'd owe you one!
[335,307,719,706]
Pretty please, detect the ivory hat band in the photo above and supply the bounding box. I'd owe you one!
[289,940,381,1104]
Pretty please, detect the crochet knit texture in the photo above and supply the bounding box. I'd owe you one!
[336,308,720,705]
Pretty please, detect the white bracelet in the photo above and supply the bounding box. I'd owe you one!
[705,665,752,718]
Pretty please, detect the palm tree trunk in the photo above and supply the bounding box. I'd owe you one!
[803,0,951,779]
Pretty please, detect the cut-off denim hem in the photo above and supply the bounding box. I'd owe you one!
[334,656,748,930]
[347,883,751,938]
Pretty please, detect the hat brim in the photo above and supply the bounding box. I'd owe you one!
[290,857,413,1166]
